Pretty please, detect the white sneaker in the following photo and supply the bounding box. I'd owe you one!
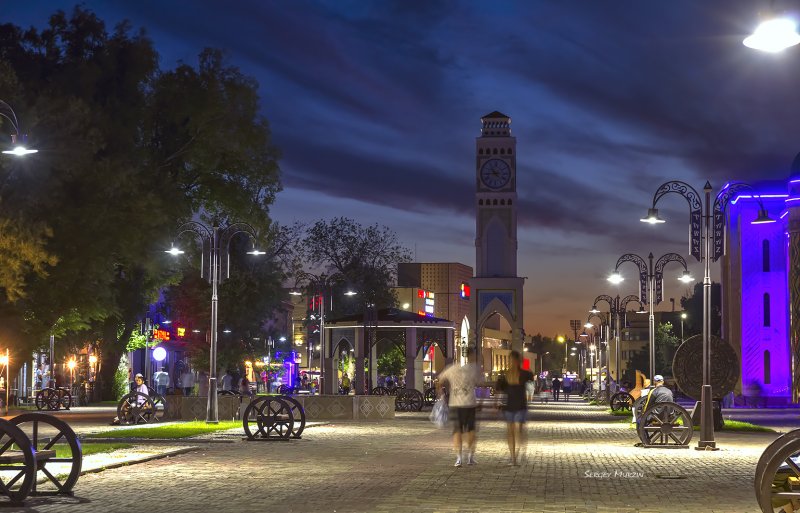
[454,457,462,467]
[467,454,476,465]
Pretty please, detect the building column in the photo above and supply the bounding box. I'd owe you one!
[354,329,365,395]
[789,176,800,403]
[405,328,417,389]
[445,328,454,367]
[370,343,378,389]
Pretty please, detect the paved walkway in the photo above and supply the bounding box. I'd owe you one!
[7,399,776,512]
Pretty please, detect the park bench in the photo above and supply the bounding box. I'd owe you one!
[242,395,305,440]
[0,412,82,504]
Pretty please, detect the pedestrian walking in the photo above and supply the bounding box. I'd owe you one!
[181,369,195,396]
[341,374,351,395]
[221,370,233,392]
[552,376,561,401]
[154,368,170,396]
[496,351,534,466]
[437,347,481,467]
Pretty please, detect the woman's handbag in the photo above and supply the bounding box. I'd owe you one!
[429,397,449,428]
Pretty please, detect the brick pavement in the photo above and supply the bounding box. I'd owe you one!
[16,400,775,513]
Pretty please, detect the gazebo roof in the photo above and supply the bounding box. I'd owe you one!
[326,307,451,325]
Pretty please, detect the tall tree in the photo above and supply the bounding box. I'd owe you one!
[0,7,281,398]
[680,282,722,338]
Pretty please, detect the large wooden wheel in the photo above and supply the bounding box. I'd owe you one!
[35,388,61,411]
[371,386,389,396]
[0,418,36,504]
[280,395,306,439]
[9,413,82,495]
[424,388,436,406]
[395,389,424,412]
[755,430,800,512]
[637,401,693,447]
[117,392,160,425]
[610,392,634,412]
[242,396,294,440]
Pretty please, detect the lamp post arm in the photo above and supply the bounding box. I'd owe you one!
[652,180,704,261]
[0,100,20,134]
[220,223,258,280]
[712,182,771,262]
[653,253,689,304]
[615,253,649,303]
[174,222,213,280]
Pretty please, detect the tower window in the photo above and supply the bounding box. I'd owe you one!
[763,240,770,272]
[764,350,771,384]
[478,199,483,205]
[764,293,771,327]
[479,149,484,155]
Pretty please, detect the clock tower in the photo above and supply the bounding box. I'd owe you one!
[470,111,525,362]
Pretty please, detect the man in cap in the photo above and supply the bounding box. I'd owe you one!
[648,375,673,405]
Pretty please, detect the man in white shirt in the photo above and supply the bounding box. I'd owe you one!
[221,371,233,392]
[437,348,482,467]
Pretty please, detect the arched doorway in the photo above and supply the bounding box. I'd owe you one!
[332,338,353,393]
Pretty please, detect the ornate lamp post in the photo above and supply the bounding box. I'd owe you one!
[608,252,694,382]
[590,294,643,392]
[585,313,607,393]
[641,180,774,449]
[167,220,263,423]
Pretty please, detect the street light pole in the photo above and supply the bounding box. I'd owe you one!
[642,179,774,449]
[591,294,640,392]
[168,220,263,423]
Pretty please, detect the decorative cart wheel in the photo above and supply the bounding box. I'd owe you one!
[755,430,800,512]
[117,392,160,425]
[423,388,436,406]
[371,386,389,396]
[218,390,237,396]
[632,395,648,423]
[637,401,693,447]
[9,413,82,495]
[280,395,306,439]
[242,396,294,440]
[57,388,72,410]
[0,418,36,503]
[395,389,424,412]
[610,392,634,412]
[35,388,61,411]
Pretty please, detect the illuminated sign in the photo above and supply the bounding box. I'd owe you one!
[152,329,170,341]
[461,283,470,299]
[417,289,425,298]
[177,327,186,338]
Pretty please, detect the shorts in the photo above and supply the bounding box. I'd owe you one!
[451,406,476,433]
[504,409,527,423]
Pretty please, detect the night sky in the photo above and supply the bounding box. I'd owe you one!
[5,1,800,337]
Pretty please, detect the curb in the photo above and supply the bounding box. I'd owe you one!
[82,437,235,444]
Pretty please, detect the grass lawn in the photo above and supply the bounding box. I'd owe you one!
[67,443,132,458]
[718,420,775,433]
[86,420,241,439]
[607,409,633,417]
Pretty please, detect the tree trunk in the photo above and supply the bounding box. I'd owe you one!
[96,319,133,401]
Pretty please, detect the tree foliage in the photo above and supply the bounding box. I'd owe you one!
[680,282,721,338]
[0,7,282,398]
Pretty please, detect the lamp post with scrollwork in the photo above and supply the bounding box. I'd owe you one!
[167,220,264,423]
[641,180,774,449]
[591,294,645,392]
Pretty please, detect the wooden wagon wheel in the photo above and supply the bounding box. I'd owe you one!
[394,391,408,411]
[637,401,693,446]
[0,418,36,503]
[371,386,389,396]
[405,389,424,412]
[423,388,436,406]
[218,390,237,396]
[280,395,306,439]
[755,432,800,512]
[9,413,82,495]
[755,429,800,504]
[242,397,265,440]
[117,392,157,425]
[35,388,60,412]
[255,397,294,439]
[57,389,72,410]
[610,392,634,412]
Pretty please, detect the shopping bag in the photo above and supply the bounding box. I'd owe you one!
[429,397,449,428]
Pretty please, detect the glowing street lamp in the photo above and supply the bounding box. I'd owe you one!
[744,16,800,53]
[0,100,37,156]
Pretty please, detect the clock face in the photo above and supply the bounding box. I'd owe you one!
[480,159,511,189]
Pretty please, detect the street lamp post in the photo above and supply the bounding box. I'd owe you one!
[0,100,37,156]
[585,315,605,392]
[591,294,642,392]
[167,220,263,423]
[680,312,687,344]
[608,252,694,382]
[641,180,773,449]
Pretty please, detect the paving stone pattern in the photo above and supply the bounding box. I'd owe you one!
[21,399,774,513]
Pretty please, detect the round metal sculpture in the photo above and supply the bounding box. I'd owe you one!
[0,419,37,503]
[117,392,163,425]
[637,401,693,447]
[395,389,424,412]
[242,396,295,440]
[672,334,739,400]
[9,413,82,495]
[755,430,800,512]
[610,392,634,412]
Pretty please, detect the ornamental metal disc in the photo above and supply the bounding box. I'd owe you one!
[672,334,739,401]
